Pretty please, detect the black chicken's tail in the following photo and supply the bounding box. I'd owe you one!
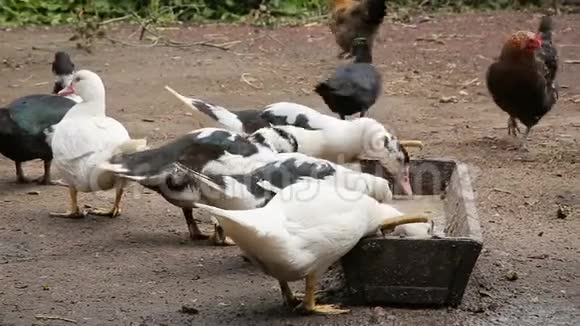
[538,15,554,41]
[314,82,334,100]
[364,0,387,26]
[537,15,558,86]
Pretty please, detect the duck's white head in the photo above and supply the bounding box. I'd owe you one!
[58,70,105,103]
[354,118,423,197]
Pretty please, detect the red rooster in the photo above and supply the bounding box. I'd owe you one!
[486,16,559,149]
[329,0,387,59]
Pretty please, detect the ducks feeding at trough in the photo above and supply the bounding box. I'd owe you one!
[162,90,423,196]
[195,181,429,314]
[101,127,394,244]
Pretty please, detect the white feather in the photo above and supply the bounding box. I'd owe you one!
[50,70,135,193]
[194,182,405,282]
[264,102,402,161]
[165,86,245,133]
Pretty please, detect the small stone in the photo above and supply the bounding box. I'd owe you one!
[557,204,571,219]
[26,191,39,195]
[538,231,544,237]
[439,95,459,104]
[180,304,199,315]
[373,306,386,317]
[142,118,155,123]
[505,270,519,281]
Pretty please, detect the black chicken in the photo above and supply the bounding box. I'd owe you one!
[486,16,558,149]
[314,37,382,120]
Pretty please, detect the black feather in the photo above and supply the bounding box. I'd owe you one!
[315,40,382,120]
[51,51,75,94]
[219,157,337,204]
[0,95,75,181]
[537,15,558,85]
[363,0,387,26]
[234,109,269,134]
[51,51,75,76]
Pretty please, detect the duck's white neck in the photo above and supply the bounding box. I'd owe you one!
[65,97,106,119]
[367,202,403,235]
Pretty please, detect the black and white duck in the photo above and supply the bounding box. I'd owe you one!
[164,86,266,134]
[101,127,393,245]
[0,51,80,184]
[160,92,423,196]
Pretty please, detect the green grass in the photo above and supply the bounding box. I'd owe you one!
[0,0,549,26]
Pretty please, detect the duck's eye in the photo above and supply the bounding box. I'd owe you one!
[75,77,81,82]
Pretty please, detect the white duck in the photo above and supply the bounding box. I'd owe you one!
[47,70,146,218]
[195,181,429,314]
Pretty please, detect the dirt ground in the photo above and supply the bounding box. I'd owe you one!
[0,11,578,326]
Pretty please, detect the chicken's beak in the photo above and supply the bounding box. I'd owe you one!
[58,85,75,96]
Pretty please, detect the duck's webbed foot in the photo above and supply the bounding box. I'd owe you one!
[210,224,235,246]
[49,210,86,219]
[15,162,31,184]
[88,207,121,218]
[294,274,350,315]
[50,187,85,218]
[183,208,210,241]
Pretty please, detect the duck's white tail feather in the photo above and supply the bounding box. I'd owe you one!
[164,86,195,109]
[164,85,243,133]
[99,162,130,174]
[98,139,149,181]
[256,180,283,194]
[114,138,148,155]
[195,203,265,236]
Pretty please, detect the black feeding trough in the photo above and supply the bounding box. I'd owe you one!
[341,159,483,307]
